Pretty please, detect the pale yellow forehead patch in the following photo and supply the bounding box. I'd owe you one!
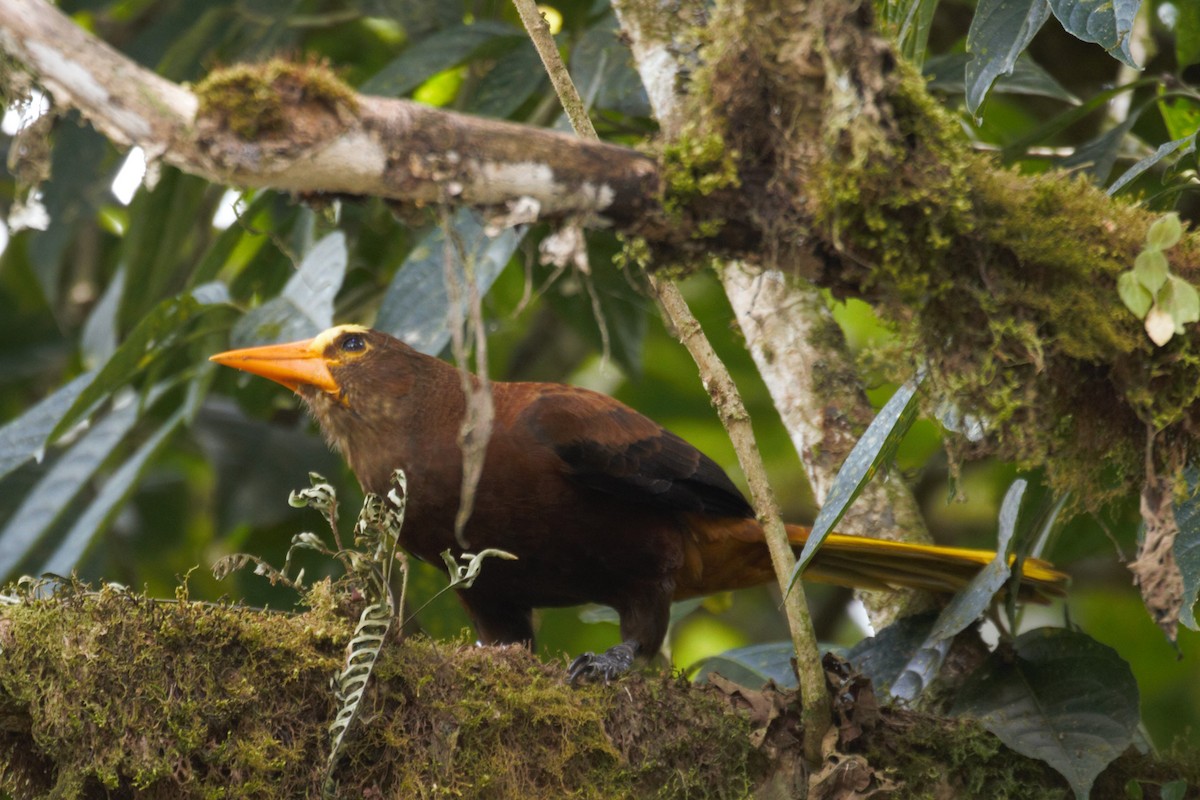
[310,324,370,354]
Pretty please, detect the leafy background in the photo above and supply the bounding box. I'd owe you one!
[2,0,1200,780]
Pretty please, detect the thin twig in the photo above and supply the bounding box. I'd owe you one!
[513,0,829,761]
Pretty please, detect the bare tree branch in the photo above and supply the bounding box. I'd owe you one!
[0,0,668,235]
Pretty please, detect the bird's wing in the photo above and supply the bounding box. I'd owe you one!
[520,386,754,519]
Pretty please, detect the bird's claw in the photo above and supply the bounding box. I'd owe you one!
[567,641,637,685]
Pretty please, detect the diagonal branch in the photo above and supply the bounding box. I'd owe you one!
[0,0,673,239]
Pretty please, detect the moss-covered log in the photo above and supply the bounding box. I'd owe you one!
[659,0,1200,508]
[0,585,1197,799]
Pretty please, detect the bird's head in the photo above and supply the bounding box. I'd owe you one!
[209,324,383,403]
[212,325,459,492]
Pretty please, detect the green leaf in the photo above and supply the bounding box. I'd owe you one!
[890,478,1028,701]
[543,233,649,378]
[1175,0,1200,67]
[48,284,232,444]
[1107,133,1197,196]
[952,627,1140,800]
[118,170,214,332]
[1163,275,1200,332]
[787,375,924,594]
[27,121,109,308]
[40,404,189,575]
[1158,95,1200,143]
[926,53,1077,105]
[845,612,938,695]
[360,22,521,97]
[690,642,797,688]
[964,0,1053,115]
[375,209,522,356]
[1146,213,1184,251]
[1162,780,1189,800]
[893,0,940,66]
[232,231,347,346]
[81,268,125,369]
[0,371,95,482]
[1065,107,1143,184]
[1173,466,1200,631]
[0,383,174,579]
[1048,0,1140,68]
[927,479,1024,641]
[467,43,545,118]
[568,15,651,118]
[1133,249,1169,293]
[1118,270,1153,318]
[1001,79,1153,163]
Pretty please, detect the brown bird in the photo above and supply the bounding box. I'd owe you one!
[211,325,1068,681]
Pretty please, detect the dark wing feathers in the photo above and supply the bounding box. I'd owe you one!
[523,387,753,519]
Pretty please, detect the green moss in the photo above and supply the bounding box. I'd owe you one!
[797,58,1198,506]
[194,58,357,140]
[656,128,740,246]
[0,585,762,799]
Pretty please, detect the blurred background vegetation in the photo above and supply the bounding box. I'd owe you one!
[1,0,1199,754]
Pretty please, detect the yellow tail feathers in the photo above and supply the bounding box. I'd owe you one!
[793,526,1069,602]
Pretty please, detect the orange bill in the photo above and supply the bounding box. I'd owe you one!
[209,339,339,394]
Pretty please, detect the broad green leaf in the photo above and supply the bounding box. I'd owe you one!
[1146,213,1184,251]
[845,612,938,694]
[926,53,1077,105]
[690,642,797,688]
[1065,108,1143,184]
[26,121,110,308]
[232,231,347,346]
[81,267,125,369]
[48,284,232,444]
[1048,0,1140,68]
[893,0,940,66]
[891,479,1040,701]
[375,209,523,356]
[1108,134,1198,196]
[787,375,924,593]
[952,627,1140,800]
[1158,95,1200,143]
[886,636,952,701]
[413,67,464,107]
[1118,270,1153,317]
[0,388,165,579]
[1000,79,1154,162]
[187,192,275,289]
[1162,780,1189,800]
[569,16,651,118]
[40,405,189,576]
[1173,466,1200,631]
[1162,275,1200,332]
[468,43,546,118]
[0,371,96,482]
[925,479,1025,642]
[118,169,214,332]
[1178,1,1200,67]
[361,22,521,97]
[544,233,649,378]
[1133,250,1168,293]
[964,0,1053,115]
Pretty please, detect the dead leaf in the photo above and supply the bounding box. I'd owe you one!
[1145,306,1175,346]
[807,752,897,799]
[1131,476,1184,640]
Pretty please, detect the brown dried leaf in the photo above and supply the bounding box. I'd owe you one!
[1131,477,1185,640]
[807,752,898,800]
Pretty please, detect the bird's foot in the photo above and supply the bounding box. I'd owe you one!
[567,641,638,685]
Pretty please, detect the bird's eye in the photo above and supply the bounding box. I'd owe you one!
[341,334,366,352]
